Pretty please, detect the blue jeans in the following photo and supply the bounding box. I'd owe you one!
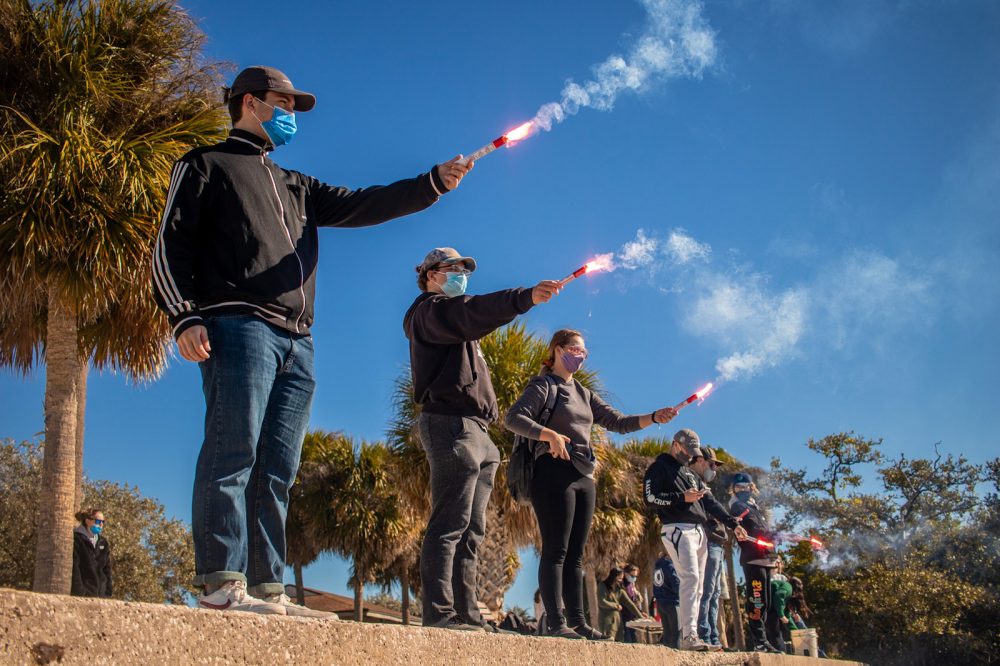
[697,542,725,644]
[192,315,315,597]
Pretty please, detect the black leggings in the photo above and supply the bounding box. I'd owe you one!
[530,456,596,630]
[742,563,773,647]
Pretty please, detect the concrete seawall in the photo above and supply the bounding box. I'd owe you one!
[0,589,864,666]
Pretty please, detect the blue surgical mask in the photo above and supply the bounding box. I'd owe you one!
[441,272,468,298]
[254,98,297,147]
[561,351,585,373]
[735,490,752,503]
[90,525,102,535]
[625,574,637,583]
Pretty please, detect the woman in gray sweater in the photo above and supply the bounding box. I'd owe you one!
[505,329,676,639]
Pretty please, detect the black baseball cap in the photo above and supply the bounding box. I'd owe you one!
[225,66,316,112]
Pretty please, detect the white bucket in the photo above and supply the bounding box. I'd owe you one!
[790,628,819,657]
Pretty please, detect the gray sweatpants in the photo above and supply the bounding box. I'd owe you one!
[418,412,500,626]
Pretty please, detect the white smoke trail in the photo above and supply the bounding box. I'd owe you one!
[530,0,717,132]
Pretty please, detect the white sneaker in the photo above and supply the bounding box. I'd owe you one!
[199,580,286,615]
[679,635,711,651]
[261,593,339,620]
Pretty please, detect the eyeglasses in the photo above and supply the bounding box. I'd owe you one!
[93,519,105,525]
[563,346,588,358]
[433,264,470,276]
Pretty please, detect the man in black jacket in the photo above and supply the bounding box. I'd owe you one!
[691,446,728,650]
[404,247,560,631]
[643,429,746,651]
[152,66,471,617]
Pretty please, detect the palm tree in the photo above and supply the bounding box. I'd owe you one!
[388,322,602,612]
[287,430,415,621]
[0,0,226,593]
[285,431,331,605]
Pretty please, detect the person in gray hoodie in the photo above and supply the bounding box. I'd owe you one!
[505,328,677,640]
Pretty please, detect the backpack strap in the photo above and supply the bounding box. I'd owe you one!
[536,373,561,427]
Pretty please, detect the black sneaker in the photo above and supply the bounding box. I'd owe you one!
[478,621,517,635]
[433,617,484,632]
[547,625,584,639]
[752,643,781,653]
[572,624,609,640]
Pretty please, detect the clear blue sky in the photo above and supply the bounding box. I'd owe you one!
[3,0,999,613]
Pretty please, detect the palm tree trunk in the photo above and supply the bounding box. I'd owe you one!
[724,540,745,650]
[584,569,599,628]
[400,566,410,625]
[294,562,306,606]
[354,579,364,622]
[74,362,88,510]
[33,287,83,594]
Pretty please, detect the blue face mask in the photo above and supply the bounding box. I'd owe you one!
[625,574,637,584]
[254,98,297,147]
[735,490,752,503]
[440,272,468,298]
[90,525,102,535]
[560,351,585,373]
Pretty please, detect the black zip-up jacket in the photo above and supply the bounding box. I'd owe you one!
[729,498,776,566]
[152,129,449,338]
[403,288,535,422]
[71,529,112,598]
[644,453,739,529]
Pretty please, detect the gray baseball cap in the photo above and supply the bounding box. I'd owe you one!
[226,66,316,112]
[416,248,477,276]
[701,446,723,465]
[673,428,701,454]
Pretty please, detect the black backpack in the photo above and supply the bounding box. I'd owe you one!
[507,374,560,505]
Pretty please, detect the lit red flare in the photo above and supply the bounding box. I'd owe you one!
[748,536,775,549]
[458,121,533,165]
[560,255,615,286]
[809,536,824,549]
[674,382,714,411]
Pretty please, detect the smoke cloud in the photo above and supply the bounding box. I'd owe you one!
[531,0,717,133]
[586,228,931,385]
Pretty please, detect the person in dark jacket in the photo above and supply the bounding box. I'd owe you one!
[597,568,625,640]
[652,552,680,648]
[71,508,112,598]
[505,329,676,640]
[151,66,471,618]
[405,247,560,632]
[644,429,747,652]
[690,446,727,650]
[620,563,649,642]
[729,471,782,653]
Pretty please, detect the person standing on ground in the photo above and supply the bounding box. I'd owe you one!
[769,558,793,653]
[644,430,747,652]
[652,551,680,648]
[71,508,112,598]
[729,472,782,653]
[152,66,471,617]
[405,248,561,632]
[620,563,649,642]
[690,446,727,650]
[505,329,676,640]
[597,567,625,640]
